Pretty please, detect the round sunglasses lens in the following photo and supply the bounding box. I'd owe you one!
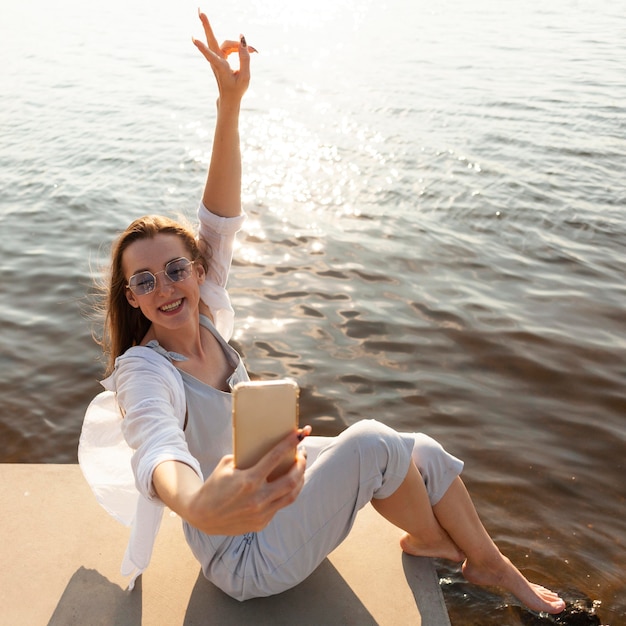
[166,259,192,282]
[130,273,155,295]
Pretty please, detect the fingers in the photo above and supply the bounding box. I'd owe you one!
[200,431,310,534]
[197,10,258,57]
[249,426,311,489]
[192,12,256,100]
[259,448,307,511]
[220,39,258,58]
[219,40,239,57]
[198,9,220,55]
[298,425,312,441]
[238,35,251,85]
[254,430,301,479]
[191,36,222,67]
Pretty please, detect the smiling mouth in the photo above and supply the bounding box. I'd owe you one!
[159,299,183,313]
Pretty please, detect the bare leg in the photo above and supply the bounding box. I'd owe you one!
[371,461,465,562]
[405,476,565,615]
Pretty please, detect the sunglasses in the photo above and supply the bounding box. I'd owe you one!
[126,257,195,296]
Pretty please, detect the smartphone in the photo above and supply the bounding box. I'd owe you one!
[232,379,300,481]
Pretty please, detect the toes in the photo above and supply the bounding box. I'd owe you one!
[530,583,565,612]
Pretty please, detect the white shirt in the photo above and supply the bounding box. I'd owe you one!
[78,204,246,588]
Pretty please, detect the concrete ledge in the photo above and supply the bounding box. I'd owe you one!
[0,464,450,625]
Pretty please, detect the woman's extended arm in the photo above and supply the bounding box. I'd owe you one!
[192,11,251,217]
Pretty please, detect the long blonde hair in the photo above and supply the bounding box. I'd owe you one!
[99,215,209,375]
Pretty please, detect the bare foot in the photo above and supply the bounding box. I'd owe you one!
[400,531,465,562]
[462,555,565,615]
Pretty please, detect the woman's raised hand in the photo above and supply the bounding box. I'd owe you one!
[192,10,256,106]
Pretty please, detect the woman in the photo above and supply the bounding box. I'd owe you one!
[81,10,565,614]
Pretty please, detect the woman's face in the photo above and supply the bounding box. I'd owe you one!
[122,233,205,332]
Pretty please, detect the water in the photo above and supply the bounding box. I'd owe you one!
[1,0,624,622]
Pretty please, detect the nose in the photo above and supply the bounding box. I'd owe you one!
[154,269,175,294]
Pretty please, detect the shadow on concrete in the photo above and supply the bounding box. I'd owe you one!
[48,559,378,626]
[47,567,142,626]
[183,559,377,625]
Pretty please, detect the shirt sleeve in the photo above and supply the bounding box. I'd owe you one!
[114,351,202,502]
[197,202,246,341]
[197,202,246,287]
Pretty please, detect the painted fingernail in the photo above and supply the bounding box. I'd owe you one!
[240,34,247,48]
[297,426,312,441]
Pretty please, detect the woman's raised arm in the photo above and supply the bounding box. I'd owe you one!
[192,11,252,217]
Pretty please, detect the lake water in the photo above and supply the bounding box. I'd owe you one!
[1,0,624,622]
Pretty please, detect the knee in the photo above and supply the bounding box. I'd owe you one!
[412,433,448,466]
[339,419,408,463]
[342,419,400,445]
[410,433,464,504]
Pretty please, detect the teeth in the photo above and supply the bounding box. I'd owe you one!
[160,299,182,312]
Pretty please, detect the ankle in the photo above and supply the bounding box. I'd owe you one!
[465,549,509,576]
